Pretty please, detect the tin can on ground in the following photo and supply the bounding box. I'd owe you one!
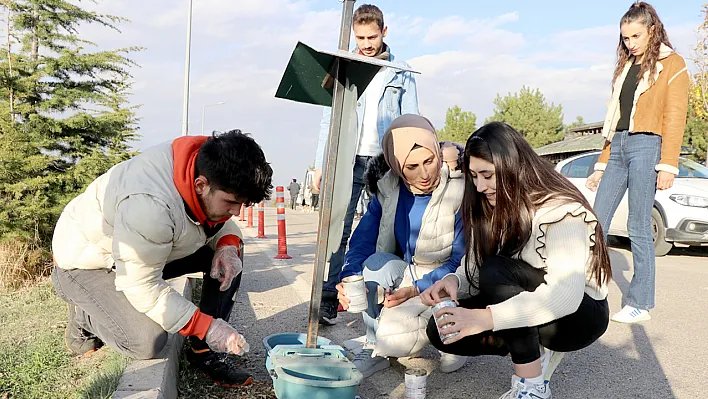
[404,367,427,399]
[432,300,459,342]
[342,275,368,313]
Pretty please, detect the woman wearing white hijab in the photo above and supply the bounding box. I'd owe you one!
[335,114,468,378]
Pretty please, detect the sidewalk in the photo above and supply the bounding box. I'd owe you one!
[233,206,708,398]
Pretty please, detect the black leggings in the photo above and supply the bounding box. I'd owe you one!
[427,255,609,364]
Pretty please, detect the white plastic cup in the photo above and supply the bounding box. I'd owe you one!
[404,367,427,399]
[342,275,368,313]
[432,299,459,341]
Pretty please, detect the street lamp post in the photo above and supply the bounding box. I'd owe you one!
[201,101,227,136]
[181,0,193,136]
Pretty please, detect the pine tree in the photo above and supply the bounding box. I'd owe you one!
[0,0,139,244]
[436,105,477,145]
[486,86,565,148]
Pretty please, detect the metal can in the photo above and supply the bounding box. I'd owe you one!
[404,367,427,399]
[342,275,368,313]
[432,300,459,341]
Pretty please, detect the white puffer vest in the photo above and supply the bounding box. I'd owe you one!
[372,164,465,358]
[52,141,242,333]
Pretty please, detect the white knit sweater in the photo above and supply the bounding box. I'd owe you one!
[450,201,609,332]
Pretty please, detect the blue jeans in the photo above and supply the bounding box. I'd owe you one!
[593,130,661,310]
[359,253,409,345]
[323,155,370,293]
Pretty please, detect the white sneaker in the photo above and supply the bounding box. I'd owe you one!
[540,347,565,380]
[342,335,367,352]
[498,375,551,399]
[611,305,651,324]
[519,378,551,399]
[439,352,468,373]
[353,346,390,378]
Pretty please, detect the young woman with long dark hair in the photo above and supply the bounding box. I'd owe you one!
[421,122,612,398]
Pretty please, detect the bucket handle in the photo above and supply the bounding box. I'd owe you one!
[288,351,332,358]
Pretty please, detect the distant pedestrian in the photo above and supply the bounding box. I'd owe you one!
[310,178,320,210]
[287,178,301,210]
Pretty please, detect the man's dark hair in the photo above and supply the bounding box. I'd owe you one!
[195,130,273,204]
[353,4,384,31]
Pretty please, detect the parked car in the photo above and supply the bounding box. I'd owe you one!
[555,151,708,256]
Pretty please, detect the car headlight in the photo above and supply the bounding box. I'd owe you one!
[669,194,708,208]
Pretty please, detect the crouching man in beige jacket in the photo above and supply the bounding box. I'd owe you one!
[51,130,272,388]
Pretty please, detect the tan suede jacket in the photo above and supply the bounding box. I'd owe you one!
[595,44,690,175]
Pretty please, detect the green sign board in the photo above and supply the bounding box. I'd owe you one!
[275,42,419,107]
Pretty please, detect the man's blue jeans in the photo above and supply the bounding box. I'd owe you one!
[359,253,409,345]
[593,130,661,310]
[323,155,370,293]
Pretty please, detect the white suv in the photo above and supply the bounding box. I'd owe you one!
[555,151,708,256]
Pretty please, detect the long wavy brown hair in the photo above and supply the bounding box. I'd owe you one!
[612,2,673,86]
[461,122,612,291]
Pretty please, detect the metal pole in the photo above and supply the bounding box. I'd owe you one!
[306,0,356,348]
[181,0,193,136]
[201,104,205,136]
[200,101,226,136]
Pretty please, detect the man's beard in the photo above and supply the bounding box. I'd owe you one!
[198,192,224,221]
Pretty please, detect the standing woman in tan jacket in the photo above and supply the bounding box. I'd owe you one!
[586,2,690,324]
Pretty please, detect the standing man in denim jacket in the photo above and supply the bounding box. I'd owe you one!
[312,4,419,325]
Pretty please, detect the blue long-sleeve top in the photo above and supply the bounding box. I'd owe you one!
[339,183,465,293]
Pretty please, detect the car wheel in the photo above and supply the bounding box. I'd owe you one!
[651,208,672,257]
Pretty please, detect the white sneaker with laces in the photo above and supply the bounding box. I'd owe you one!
[498,375,551,399]
[439,352,468,373]
[611,305,651,324]
[353,346,390,378]
[540,347,565,380]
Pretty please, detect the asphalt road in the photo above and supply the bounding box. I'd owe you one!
[229,207,707,399]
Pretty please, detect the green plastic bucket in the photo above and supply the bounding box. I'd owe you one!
[266,342,362,398]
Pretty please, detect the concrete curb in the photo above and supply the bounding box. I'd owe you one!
[111,277,194,399]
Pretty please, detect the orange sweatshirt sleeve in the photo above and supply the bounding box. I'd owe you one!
[216,234,242,256]
[178,309,213,339]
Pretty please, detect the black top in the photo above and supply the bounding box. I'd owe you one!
[615,63,641,132]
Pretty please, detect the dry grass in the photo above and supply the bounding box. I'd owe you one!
[0,240,51,291]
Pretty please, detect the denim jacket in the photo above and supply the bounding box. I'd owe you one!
[314,47,419,169]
